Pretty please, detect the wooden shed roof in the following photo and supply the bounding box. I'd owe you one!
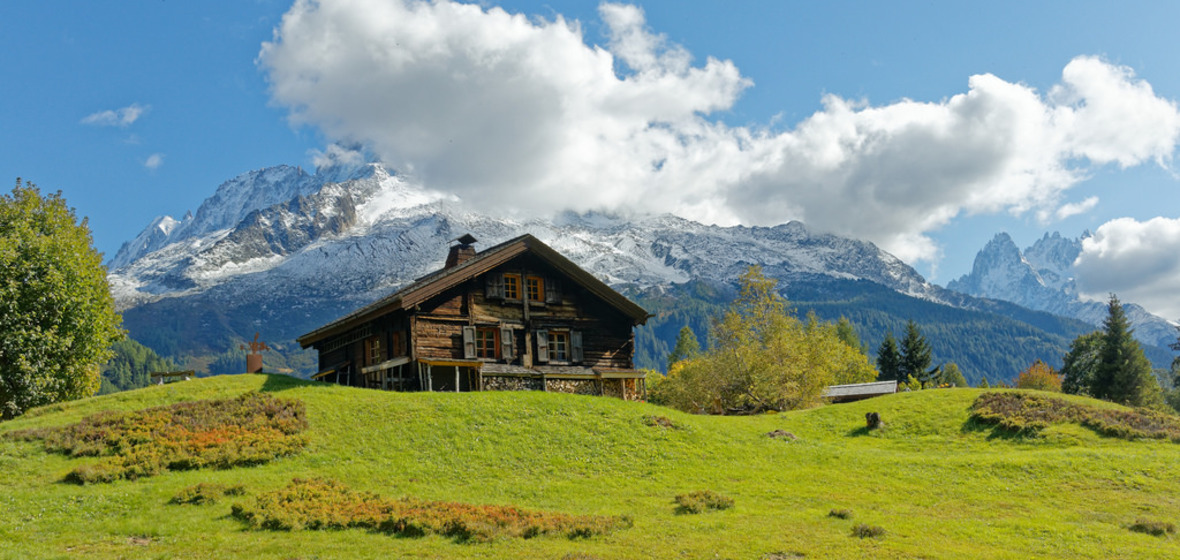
[297,234,650,348]
[822,380,899,402]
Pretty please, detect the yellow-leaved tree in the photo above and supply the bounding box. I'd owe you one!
[650,266,876,414]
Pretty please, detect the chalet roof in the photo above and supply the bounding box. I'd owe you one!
[298,233,650,348]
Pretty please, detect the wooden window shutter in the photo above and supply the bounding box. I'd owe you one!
[536,330,549,363]
[485,273,504,299]
[462,326,476,359]
[545,278,559,304]
[571,330,583,363]
[500,327,515,360]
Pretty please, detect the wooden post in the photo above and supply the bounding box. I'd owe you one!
[454,366,460,392]
[427,364,433,392]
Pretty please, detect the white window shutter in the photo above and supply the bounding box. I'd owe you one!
[462,326,476,359]
[485,273,503,299]
[571,330,583,363]
[545,279,559,304]
[536,330,549,363]
[500,327,514,360]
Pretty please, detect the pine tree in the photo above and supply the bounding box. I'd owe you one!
[978,376,990,389]
[1090,294,1159,406]
[1061,331,1102,395]
[900,320,933,386]
[876,332,902,381]
[666,325,701,371]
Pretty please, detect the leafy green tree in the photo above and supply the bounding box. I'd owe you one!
[977,376,990,389]
[900,320,934,386]
[0,180,123,418]
[651,266,875,414]
[666,325,701,371]
[1061,331,1102,395]
[1090,294,1161,407]
[876,332,902,381]
[835,317,867,355]
[942,362,967,387]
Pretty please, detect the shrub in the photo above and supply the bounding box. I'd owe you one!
[1129,519,1176,536]
[642,415,679,430]
[170,482,247,505]
[674,490,734,514]
[970,392,1180,442]
[7,392,308,483]
[828,509,853,520]
[231,478,630,542]
[1015,360,1063,392]
[851,523,886,538]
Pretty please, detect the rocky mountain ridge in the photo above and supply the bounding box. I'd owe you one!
[947,232,1177,349]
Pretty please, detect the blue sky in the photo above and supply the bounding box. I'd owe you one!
[4,1,1180,316]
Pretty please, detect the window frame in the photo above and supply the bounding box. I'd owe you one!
[502,273,521,301]
[548,331,569,362]
[475,327,499,360]
[526,275,545,303]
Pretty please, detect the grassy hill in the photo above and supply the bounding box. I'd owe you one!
[2,375,1179,559]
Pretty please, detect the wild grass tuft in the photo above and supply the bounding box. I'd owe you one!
[851,523,886,538]
[828,508,853,520]
[1129,519,1176,537]
[170,482,247,505]
[674,490,734,514]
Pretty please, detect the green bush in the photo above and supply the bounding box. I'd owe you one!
[8,392,308,483]
[674,490,734,514]
[231,478,630,542]
[970,392,1180,441]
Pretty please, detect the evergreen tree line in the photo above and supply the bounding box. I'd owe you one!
[1059,294,1177,411]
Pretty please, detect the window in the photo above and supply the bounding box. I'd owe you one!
[503,273,521,300]
[548,331,569,361]
[526,276,544,303]
[365,336,382,366]
[475,327,499,359]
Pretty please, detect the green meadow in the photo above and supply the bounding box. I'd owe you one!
[2,374,1178,559]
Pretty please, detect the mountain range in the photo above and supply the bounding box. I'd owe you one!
[106,161,1177,383]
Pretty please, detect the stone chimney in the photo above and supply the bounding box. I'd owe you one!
[445,233,478,269]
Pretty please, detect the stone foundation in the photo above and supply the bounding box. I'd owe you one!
[482,376,544,392]
[545,378,601,395]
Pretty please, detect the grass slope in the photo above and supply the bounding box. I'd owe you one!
[2,375,1179,559]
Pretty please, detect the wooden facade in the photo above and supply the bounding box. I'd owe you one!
[297,234,650,400]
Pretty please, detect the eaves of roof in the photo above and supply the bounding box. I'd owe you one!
[297,234,650,348]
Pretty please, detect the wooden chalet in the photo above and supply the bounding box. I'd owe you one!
[297,234,651,400]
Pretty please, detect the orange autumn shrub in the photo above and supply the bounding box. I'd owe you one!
[8,392,307,483]
[1015,360,1063,392]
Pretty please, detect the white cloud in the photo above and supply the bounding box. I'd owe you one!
[1075,216,1180,320]
[81,103,149,127]
[144,153,165,170]
[258,1,1180,264]
[1052,196,1100,220]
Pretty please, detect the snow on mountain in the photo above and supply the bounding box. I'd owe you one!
[947,232,1177,349]
[108,163,940,316]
